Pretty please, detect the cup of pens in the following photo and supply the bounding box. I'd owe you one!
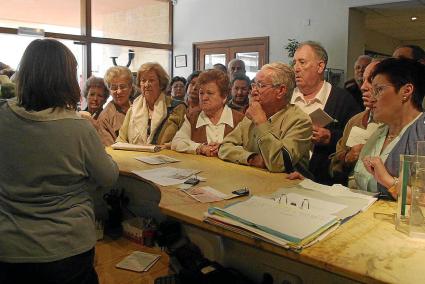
[396,141,425,238]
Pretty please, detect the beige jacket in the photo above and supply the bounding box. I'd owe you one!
[218,104,312,173]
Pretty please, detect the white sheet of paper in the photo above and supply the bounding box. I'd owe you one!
[346,123,379,147]
[135,155,180,165]
[132,167,201,186]
[308,107,334,127]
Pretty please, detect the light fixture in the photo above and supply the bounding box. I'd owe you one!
[17,27,45,37]
[411,16,418,21]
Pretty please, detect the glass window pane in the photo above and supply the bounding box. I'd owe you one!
[91,43,171,78]
[92,0,170,44]
[0,34,83,80]
[236,52,259,80]
[204,54,226,70]
[0,1,81,34]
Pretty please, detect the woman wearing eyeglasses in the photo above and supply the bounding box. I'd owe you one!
[354,58,425,199]
[117,62,186,146]
[171,69,244,156]
[97,66,133,146]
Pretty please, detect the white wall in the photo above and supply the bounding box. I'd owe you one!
[173,0,350,78]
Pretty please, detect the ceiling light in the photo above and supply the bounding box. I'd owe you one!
[411,16,418,21]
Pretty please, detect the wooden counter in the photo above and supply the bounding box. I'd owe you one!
[107,148,425,284]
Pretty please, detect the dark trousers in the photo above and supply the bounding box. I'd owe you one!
[0,248,98,284]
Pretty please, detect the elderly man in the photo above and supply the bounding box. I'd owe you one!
[291,41,361,185]
[344,55,372,110]
[330,60,380,185]
[227,59,246,81]
[219,62,312,173]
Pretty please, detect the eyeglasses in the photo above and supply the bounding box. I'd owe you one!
[372,84,392,98]
[110,84,129,92]
[250,82,278,90]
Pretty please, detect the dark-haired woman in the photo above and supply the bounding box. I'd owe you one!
[0,39,118,283]
[354,58,425,200]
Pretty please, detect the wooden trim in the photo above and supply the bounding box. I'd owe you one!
[193,37,269,49]
[169,1,174,76]
[193,36,269,71]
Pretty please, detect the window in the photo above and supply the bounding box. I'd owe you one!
[0,0,172,81]
[193,37,269,79]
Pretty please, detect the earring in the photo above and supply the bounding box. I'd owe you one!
[402,96,407,102]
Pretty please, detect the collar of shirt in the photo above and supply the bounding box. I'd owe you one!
[196,105,234,128]
[291,81,332,107]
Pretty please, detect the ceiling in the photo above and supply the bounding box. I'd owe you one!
[358,0,425,41]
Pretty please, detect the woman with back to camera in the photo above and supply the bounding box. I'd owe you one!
[0,39,119,284]
[354,58,425,199]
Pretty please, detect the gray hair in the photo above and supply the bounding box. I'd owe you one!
[82,76,109,99]
[297,41,328,67]
[261,62,296,102]
[228,59,246,72]
[104,66,133,88]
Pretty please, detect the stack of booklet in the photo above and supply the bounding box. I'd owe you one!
[111,142,161,153]
[204,180,377,251]
[115,251,161,272]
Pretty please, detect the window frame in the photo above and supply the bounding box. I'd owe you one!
[0,0,174,80]
[193,36,269,71]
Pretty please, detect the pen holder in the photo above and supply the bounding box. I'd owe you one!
[396,154,425,238]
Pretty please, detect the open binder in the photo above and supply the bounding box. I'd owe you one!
[204,180,377,251]
[205,196,339,250]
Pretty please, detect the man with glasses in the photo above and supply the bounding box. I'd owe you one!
[291,41,361,185]
[219,62,312,173]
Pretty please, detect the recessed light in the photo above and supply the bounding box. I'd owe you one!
[411,16,418,21]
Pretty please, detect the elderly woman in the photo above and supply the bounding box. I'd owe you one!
[97,66,133,146]
[0,39,118,283]
[185,70,201,115]
[354,58,425,199]
[117,62,186,145]
[168,76,186,102]
[171,69,244,156]
[80,76,109,119]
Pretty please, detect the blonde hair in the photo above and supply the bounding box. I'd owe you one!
[103,66,133,88]
[261,62,295,102]
[136,62,169,92]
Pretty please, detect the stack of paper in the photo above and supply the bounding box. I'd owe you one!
[112,142,161,152]
[132,166,201,186]
[135,155,180,165]
[115,251,161,272]
[205,196,339,250]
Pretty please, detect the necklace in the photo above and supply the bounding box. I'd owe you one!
[386,133,398,142]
